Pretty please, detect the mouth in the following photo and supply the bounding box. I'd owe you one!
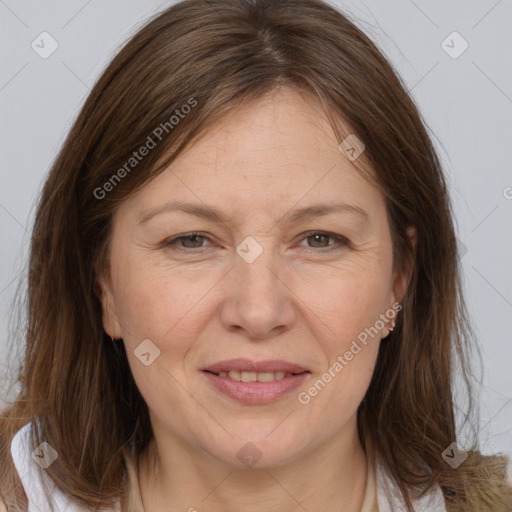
[203,369,308,382]
[201,359,311,404]
[202,358,309,374]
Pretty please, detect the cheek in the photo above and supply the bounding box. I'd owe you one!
[111,260,217,417]
[308,259,391,409]
[110,249,217,342]
[297,275,385,423]
[298,257,392,349]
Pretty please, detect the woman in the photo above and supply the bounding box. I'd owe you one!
[1,0,511,510]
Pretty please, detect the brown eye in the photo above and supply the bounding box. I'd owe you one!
[298,231,349,251]
[306,233,331,248]
[176,235,205,248]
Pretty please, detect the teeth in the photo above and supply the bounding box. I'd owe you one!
[256,372,275,382]
[229,370,241,381]
[241,371,256,382]
[215,370,294,382]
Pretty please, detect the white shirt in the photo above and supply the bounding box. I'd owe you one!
[10,421,455,511]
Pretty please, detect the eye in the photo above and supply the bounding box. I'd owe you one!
[160,232,212,251]
[297,231,350,251]
[160,231,350,253]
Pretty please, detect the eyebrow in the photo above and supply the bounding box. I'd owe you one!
[138,200,369,226]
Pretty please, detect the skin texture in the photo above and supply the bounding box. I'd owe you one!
[97,87,415,512]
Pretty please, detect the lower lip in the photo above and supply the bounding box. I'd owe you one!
[203,371,310,405]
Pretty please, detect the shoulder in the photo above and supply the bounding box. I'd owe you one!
[10,421,120,512]
[10,420,62,510]
[505,456,512,488]
[375,450,512,512]
[374,455,447,511]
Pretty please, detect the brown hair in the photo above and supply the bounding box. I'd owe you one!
[1,0,511,510]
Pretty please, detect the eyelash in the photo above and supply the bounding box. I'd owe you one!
[160,231,350,253]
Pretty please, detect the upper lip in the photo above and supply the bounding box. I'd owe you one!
[202,358,309,374]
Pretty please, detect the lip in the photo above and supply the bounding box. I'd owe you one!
[202,358,309,374]
[203,372,309,404]
[201,359,310,405]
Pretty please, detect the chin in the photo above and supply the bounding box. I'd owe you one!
[204,428,310,469]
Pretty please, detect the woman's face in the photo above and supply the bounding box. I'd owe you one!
[98,87,410,468]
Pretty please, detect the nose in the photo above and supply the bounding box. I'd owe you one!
[219,243,298,340]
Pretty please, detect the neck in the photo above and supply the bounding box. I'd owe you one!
[138,421,369,512]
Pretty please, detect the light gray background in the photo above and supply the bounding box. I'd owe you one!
[1,0,511,456]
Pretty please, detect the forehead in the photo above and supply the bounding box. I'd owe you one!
[184,88,354,173]
[119,88,385,226]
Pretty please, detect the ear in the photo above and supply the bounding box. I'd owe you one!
[95,269,123,340]
[381,226,416,338]
[391,225,417,305]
